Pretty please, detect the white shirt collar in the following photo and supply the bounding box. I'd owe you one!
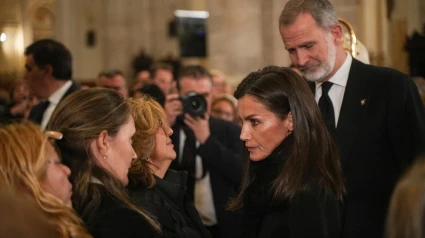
[48,80,73,105]
[316,52,352,90]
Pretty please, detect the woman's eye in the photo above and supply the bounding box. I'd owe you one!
[251,119,259,126]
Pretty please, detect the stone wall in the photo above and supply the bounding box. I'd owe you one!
[0,0,422,86]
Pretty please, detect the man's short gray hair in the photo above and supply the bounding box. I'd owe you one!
[279,0,338,31]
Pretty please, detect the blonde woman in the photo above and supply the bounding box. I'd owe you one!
[127,96,211,238]
[0,121,91,238]
[387,157,425,238]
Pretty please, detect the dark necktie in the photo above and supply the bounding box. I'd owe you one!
[181,126,208,179]
[318,82,336,131]
[28,100,50,124]
[181,125,197,178]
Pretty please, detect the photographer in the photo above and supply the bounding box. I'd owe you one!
[165,65,243,238]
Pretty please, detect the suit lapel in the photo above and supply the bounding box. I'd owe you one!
[336,59,371,168]
[63,81,80,98]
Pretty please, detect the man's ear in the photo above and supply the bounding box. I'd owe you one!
[43,64,54,77]
[331,23,344,45]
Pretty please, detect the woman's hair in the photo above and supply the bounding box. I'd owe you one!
[229,66,345,210]
[0,121,90,238]
[387,157,425,238]
[48,88,159,230]
[128,96,167,188]
[0,187,57,238]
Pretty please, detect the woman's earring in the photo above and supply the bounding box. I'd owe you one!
[287,129,293,136]
[103,155,108,160]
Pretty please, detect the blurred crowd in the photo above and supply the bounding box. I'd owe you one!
[1,1,425,238]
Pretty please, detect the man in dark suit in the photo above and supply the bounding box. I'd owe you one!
[165,65,243,238]
[279,1,425,238]
[25,39,79,130]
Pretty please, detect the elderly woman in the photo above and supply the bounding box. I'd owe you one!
[0,121,90,238]
[48,88,160,237]
[228,66,346,237]
[127,96,211,238]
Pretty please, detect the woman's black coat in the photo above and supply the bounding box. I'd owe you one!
[128,169,211,238]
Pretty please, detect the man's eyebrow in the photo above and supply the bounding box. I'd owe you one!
[286,41,317,50]
[299,41,317,47]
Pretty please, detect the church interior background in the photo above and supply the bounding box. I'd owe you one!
[0,0,424,90]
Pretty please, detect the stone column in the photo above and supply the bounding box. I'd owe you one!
[262,0,291,67]
[207,0,263,85]
[103,0,133,76]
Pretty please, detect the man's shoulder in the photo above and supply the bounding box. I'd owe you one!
[351,59,408,82]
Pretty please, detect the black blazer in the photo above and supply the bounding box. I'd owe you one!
[83,185,160,238]
[169,117,243,238]
[314,59,425,238]
[28,80,79,125]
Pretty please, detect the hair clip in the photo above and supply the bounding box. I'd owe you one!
[45,131,63,140]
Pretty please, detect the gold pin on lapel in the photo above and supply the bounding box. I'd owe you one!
[361,99,366,106]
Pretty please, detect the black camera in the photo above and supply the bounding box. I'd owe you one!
[180,92,207,117]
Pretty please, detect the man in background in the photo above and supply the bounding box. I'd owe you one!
[166,65,243,238]
[25,39,79,130]
[98,69,128,98]
[150,63,174,96]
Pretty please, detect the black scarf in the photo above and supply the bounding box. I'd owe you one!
[241,134,294,236]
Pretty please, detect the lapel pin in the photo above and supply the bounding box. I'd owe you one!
[361,99,366,106]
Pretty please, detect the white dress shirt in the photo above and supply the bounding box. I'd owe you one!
[179,129,217,226]
[40,80,73,130]
[315,53,352,126]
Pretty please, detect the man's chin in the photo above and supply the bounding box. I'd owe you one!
[303,69,328,82]
[304,73,324,82]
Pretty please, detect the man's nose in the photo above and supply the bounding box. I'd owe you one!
[296,51,310,67]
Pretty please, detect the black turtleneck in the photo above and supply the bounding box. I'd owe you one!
[240,134,342,238]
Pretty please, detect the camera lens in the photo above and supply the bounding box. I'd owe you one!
[191,100,199,109]
[180,92,207,117]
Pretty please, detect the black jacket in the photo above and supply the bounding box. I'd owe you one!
[82,184,160,238]
[170,117,243,238]
[310,59,425,238]
[241,135,342,238]
[128,170,211,238]
[28,80,79,125]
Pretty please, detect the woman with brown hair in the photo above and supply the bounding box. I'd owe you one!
[48,88,160,237]
[0,121,90,238]
[229,66,346,237]
[387,157,425,238]
[127,96,211,238]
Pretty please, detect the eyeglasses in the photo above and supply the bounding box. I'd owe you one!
[211,109,234,119]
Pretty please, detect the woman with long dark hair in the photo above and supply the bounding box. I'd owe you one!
[229,66,345,237]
